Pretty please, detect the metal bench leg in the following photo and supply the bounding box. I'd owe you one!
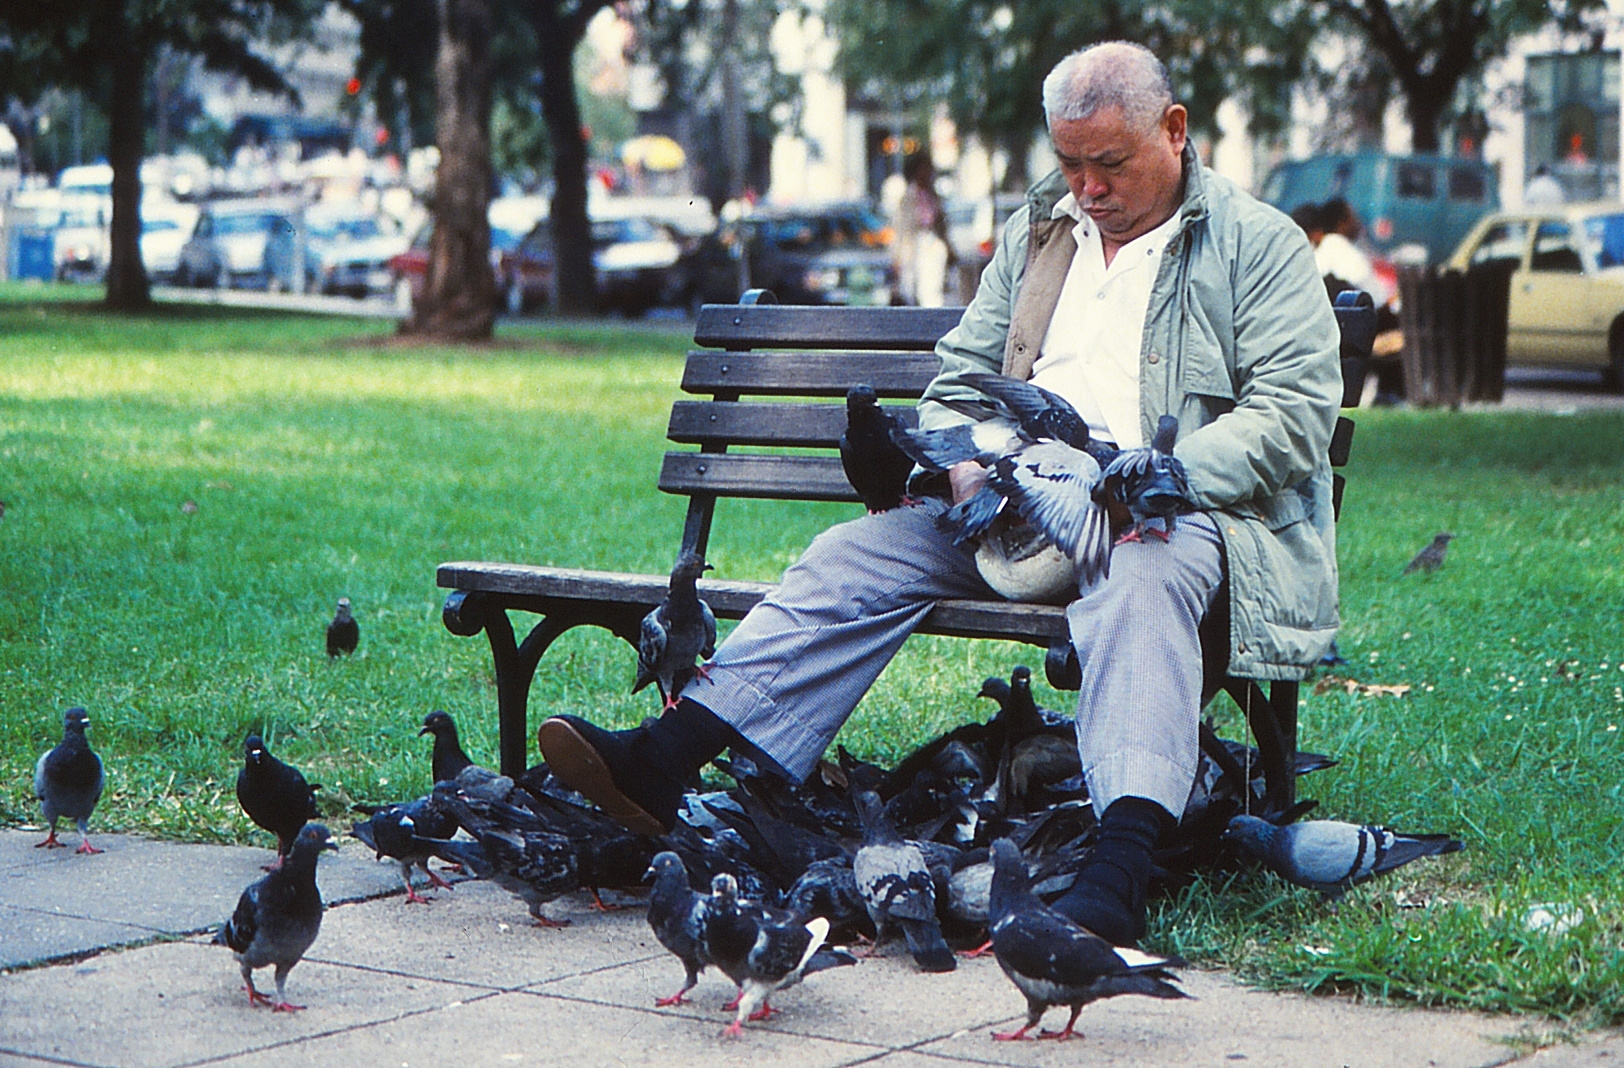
[443,591,575,777]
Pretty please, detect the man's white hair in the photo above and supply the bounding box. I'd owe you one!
[1042,41,1173,132]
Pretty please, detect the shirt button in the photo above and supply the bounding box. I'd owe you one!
[1148,351,1161,364]
[1097,291,1106,300]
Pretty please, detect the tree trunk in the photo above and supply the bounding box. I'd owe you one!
[534,2,597,317]
[104,27,150,311]
[406,0,495,340]
[1406,91,1445,154]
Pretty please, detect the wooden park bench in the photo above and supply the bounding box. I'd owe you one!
[438,290,1374,820]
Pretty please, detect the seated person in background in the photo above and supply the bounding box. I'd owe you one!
[1313,198,1404,404]
[538,41,1342,949]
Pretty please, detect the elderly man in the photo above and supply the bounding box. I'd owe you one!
[539,41,1341,947]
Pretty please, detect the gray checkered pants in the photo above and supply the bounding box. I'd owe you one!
[688,498,1225,818]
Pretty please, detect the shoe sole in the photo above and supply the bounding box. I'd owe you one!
[536,718,667,837]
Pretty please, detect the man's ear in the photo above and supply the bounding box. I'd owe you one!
[1163,105,1188,154]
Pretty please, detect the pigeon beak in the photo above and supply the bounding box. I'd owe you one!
[703,563,715,572]
[643,866,656,884]
[324,837,341,853]
[418,726,433,737]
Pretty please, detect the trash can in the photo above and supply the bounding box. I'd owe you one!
[1396,262,1513,407]
[8,227,53,281]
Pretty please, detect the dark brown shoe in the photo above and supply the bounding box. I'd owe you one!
[536,716,679,836]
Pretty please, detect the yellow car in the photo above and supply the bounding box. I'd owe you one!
[1445,202,1624,389]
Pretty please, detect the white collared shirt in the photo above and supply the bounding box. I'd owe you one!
[1028,193,1181,450]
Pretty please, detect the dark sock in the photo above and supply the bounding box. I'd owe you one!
[641,698,741,783]
[1051,795,1172,945]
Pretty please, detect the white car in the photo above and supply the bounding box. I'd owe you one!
[140,201,200,283]
[303,203,407,297]
[51,194,111,282]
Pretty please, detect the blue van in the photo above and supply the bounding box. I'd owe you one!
[1259,152,1499,263]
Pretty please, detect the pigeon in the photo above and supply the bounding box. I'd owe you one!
[784,856,872,941]
[420,710,475,784]
[987,837,1187,1041]
[34,707,105,854]
[326,597,359,657]
[1223,814,1465,898]
[852,789,956,972]
[892,374,1113,583]
[236,734,320,870]
[213,822,339,1012]
[1402,532,1455,575]
[437,786,580,926]
[1094,414,1197,543]
[350,801,473,904]
[839,383,918,513]
[701,872,856,1037]
[633,551,718,712]
[645,851,712,1006]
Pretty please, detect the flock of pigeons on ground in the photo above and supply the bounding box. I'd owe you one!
[23,378,1465,1036]
[33,679,1463,1036]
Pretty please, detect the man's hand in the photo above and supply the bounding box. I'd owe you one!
[949,461,988,504]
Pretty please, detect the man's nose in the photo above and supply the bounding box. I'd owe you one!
[1080,168,1109,201]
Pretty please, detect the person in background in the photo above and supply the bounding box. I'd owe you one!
[1316,198,1404,405]
[892,152,956,307]
[1524,163,1564,206]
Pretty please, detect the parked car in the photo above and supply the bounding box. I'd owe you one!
[1445,202,1624,390]
[140,200,200,283]
[503,215,685,315]
[686,204,895,306]
[389,200,543,310]
[174,199,301,290]
[1261,152,1498,265]
[50,194,110,282]
[303,202,407,297]
[945,191,1027,264]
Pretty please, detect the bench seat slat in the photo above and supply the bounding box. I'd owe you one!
[659,452,860,501]
[694,304,965,351]
[436,563,1067,644]
[682,352,941,397]
[667,400,918,448]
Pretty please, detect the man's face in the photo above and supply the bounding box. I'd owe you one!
[1050,103,1187,250]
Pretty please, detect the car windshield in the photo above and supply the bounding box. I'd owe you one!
[592,217,663,244]
[762,210,885,251]
[213,213,280,236]
[1583,213,1624,269]
[310,215,384,241]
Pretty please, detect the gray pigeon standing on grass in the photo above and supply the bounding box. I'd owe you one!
[1402,532,1455,575]
[987,838,1187,1042]
[852,790,956,973]
[213,823,339,1012]
[237,734,320,870]
[1223,814,1464,898]
[634,551,718,711]
[34,707,105,854]
[326,597,358,657]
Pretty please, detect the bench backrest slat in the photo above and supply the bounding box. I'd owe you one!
[681,351,941,397]
[694,304,965,351]
[667,400,919,449]
[660,453,859,502]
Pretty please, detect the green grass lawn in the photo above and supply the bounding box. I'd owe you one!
[2,284,1621,1025]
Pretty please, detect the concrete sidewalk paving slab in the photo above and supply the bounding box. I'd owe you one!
[307,880,663,990]
[912,968,1518,1068]
[203,988,892,1068]
[533,939,1022,1047]
[0,831,408,968]
[0,904,167,967]
[0,940,484,1068]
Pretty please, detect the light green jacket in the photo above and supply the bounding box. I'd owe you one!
[919,145,1342,679]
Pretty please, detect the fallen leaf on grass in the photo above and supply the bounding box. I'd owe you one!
[1314,675,1412,698]
[180,499,198,514]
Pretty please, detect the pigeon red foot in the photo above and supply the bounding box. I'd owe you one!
[34,830,66,849]
[75,839,103,855]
